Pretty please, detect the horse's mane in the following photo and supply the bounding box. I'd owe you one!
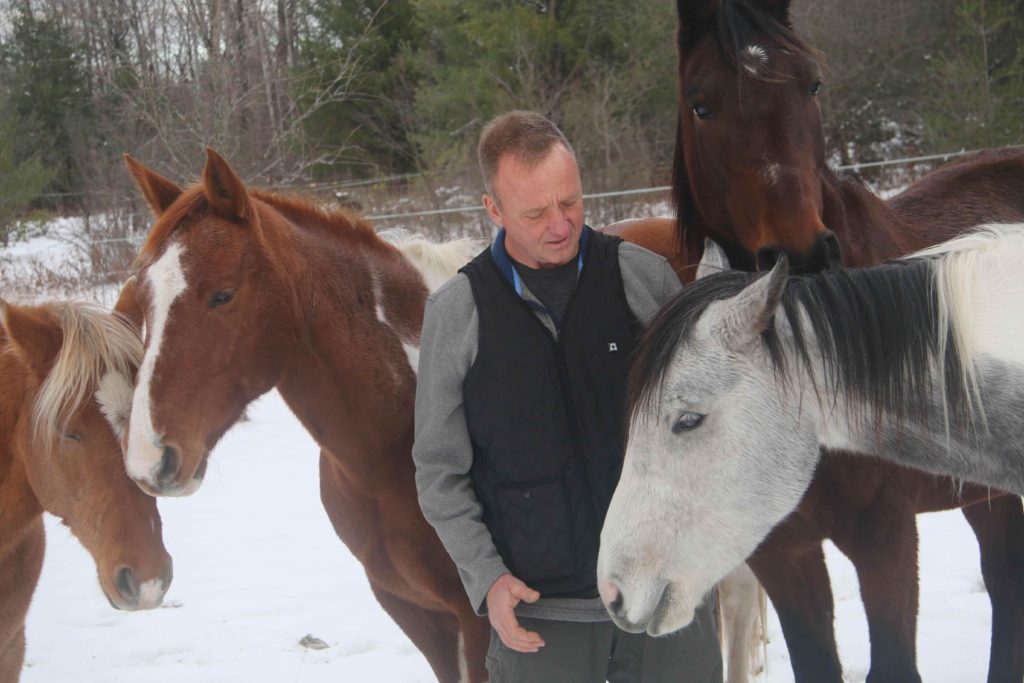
[628,250,973,433]
[134,186,386,270]
[26,301,142,450]
[378,229,484,292]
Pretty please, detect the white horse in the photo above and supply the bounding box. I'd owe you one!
[598,224,1024,637]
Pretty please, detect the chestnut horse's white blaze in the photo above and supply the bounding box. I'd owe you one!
[126,239,187,485]
[600,225,1024,636]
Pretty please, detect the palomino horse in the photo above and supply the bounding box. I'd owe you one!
[600,226,1024,652]
[647,0,1024,680]
[0,299,172,682]
[120,149,490,683]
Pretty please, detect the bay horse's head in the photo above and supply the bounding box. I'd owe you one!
[122,150,299,496]
[675,0,841,272]
[0,300,172,610]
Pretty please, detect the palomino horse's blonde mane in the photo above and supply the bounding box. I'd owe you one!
[27,301,142,450]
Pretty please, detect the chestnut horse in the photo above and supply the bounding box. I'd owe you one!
[120,150,491,683]
[610,1,1024,682]
[0,299,172,683]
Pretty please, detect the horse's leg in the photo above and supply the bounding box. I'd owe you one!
[748,543,843,683]
[0,628,25,683]
[0,521,45,683]
[831,507,922,683]
[318,453,486,682]
[717,563,763,683]
[962,496,1024,683]
[368,581,466,683]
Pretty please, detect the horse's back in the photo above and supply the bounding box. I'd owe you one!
[890,148,1024,240]
[600,217,691,281]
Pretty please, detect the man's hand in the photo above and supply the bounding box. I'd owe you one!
[486,573,545,653]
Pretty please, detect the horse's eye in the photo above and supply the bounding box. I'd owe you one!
[209,289,236,309]
[691,103,712,120]
[809,80,823,96]
[672,412,705,434]
[63,432,82,442]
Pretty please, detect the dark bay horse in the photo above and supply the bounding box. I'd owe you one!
[121,150,490,683]
[0,299,172,682]
[604,2,1024,681]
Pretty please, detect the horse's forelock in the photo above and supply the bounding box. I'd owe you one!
[31,302,143,451]
[712,0,823,81]
[626,271,755,435]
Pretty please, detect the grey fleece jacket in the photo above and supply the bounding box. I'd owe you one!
[412,240,682,622]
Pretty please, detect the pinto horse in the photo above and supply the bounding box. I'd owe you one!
[0,299,171,682]
[600,226,1024,654]
[636,1,1024,681]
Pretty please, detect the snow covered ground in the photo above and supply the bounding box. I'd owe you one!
[22,390,996,683]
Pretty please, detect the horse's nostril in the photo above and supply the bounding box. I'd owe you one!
[157,444,179,485]
[115,566,139,603]
[756,246,779,271]
[610,591,624,616]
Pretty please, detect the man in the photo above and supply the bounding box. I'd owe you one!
[413,110,722,682]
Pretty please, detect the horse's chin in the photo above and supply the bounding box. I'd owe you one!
[645,583,697,636]
[608,582,698,637]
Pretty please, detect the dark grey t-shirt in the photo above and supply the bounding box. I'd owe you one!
[511,257,578,329]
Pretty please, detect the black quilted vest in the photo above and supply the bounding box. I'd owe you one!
[461,227,641,598]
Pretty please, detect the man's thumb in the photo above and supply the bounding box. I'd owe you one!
[513,582,541,603]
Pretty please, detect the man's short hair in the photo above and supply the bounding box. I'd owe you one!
[478,111,575,198]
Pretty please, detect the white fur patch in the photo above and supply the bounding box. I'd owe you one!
[96,370,134,440]
[759,159,781,186]
[127,241,187,483]
[137,578,167,609]
[457,631,468,683]
[743,45,769,75]
[403,343,420,377]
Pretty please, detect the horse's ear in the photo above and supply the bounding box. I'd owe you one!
[203,148,252,221]
[677,0,718,52]
[124,154,182,216]
[695,238,731,280]
[713,255,788,350]
[113,276,145,334]
[0,300,62,378]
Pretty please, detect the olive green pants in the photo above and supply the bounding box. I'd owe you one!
[485,599,722,683]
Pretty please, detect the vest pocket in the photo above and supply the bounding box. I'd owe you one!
[495,474,576,582]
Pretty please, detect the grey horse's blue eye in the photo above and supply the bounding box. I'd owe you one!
[672,413,705,434]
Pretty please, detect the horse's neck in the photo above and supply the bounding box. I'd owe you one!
[824,171,916,266]
[274,237,424,485]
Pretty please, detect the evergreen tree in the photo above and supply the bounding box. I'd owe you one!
[921,0,1024,150]
[0,8,93,204]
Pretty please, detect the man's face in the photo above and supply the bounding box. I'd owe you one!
[484,143,584,269]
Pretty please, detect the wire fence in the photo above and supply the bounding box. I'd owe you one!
[2,145,1019,292]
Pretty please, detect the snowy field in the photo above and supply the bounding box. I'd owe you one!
[22,390,997,683]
